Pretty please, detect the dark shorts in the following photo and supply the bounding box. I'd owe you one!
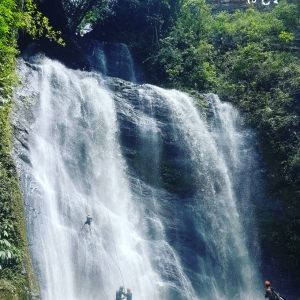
[85,220,91,225]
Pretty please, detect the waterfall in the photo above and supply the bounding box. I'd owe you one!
[13,55,263,300]
[88,41,136,82]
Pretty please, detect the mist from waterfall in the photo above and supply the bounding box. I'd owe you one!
[13,55,263,300]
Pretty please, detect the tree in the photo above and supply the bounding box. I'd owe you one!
[61,0,111,33]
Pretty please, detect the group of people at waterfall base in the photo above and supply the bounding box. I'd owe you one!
[81,215,287,300]
[81,215,133,299]
[116,287,132,300]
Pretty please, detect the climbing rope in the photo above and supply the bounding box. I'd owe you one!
[99,255,109,300]
[103,192,125,289]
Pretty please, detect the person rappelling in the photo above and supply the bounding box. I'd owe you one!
[81,213,93,232]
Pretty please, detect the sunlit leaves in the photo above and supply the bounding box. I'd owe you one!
[22,0,65,45]
[0,0,15,45]
[278,31,294,42]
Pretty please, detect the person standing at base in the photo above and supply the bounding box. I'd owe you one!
[264,281,285,300]
[116,286,125,300]
[81,213,93,232]
[124,287,132,300]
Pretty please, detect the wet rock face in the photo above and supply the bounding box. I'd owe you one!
[105,78,200,196]
[206,0,280,13]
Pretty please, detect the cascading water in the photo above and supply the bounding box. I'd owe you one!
[13,51,263,300]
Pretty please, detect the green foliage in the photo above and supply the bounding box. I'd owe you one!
[22,0,65,45]
[0,0,16,47]
[151,0,214,87]
[0,221,21,270]
[0,0,18,107]
[278,30,294,42]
